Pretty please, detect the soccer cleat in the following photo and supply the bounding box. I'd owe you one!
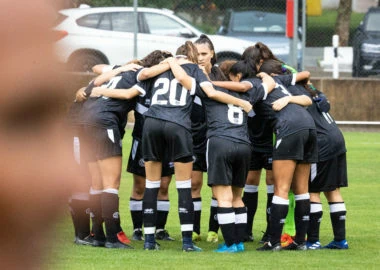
[260,231,270,244]
[256,242,282,251]
[214,243,238,253]
[132,229,144,241]
[243,234,254,242]
[182,243,202,252]
[282,241,307,251]
[74,235,93,246]
[306,241,322,250]
[206,231,219,243]
[323,239,349,249]
[192,232,201,242]
[144,241,160,250]
[236,242,245,252]
[117,231,131,245]
[281,233,294,247]
[105,240,134,249]
[155,229,175,241]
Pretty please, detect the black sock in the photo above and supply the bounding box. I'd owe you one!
[90,190,105,240]
[294,194,310,245]
[208,197,219,233]
[242,185,258,236]
[69,194,90,240]
[156,200,170,231]
[329,202,346,241]
[307,202,323,243]
[176,180,193,240]
[193,197,202,235]
[269,196,289,245]
[217,207,235,247]
[130,198,143,231]
[102,190,120,243]
[234,207,247,244]
[265,187,274,234]
[143,180,160,240]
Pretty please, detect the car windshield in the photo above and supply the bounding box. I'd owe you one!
[231,11,285,34]
[365,12,380,31]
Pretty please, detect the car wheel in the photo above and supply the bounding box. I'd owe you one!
[68,51,108,72]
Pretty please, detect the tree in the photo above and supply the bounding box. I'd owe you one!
[335,0,352,46]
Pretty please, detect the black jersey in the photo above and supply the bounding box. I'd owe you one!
[244,74,315,139]
[197,86,251,145]
[66,102,84,127]
[290,84,346,161]
[130,68,153,140]
[190,67,222,154]
[247,114,273,153]
[78,71,138,135]
[144,63,210,131]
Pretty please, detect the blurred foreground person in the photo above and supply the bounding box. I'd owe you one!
[0,0,80,268]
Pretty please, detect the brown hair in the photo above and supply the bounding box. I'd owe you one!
[242,42,284,69]
[139,50,173,67]
[176,41,198,64]
[194,34,217,65]
[218,60,237,80]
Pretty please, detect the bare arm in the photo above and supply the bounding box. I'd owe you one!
[272,95,312,111]
[295,71,310,82]
[166,58,194,90]
[94,63,142,86]
[201,84,252,113]
[137,62,171,81]
[92,64,112,74]
[212,80,252,92]
[90,86,141,100]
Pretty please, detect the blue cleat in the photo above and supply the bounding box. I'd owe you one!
[323,239,348,249]
[306,241,322,250]
[214,243,238,253]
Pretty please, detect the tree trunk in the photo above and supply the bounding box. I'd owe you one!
[335,0,352,46]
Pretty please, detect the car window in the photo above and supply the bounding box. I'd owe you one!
[98,13,112,30]
[111,12,135,32]
[144,12,188,36]
[77,13,102,29]
[365,12,380,31]
[232,11,285,34]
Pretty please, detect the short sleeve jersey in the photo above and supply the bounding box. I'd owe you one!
[290,84,346,161]
[243,74,315,139]
[143,63,211,131]
[78,70,138,134]
[197,86,251,145]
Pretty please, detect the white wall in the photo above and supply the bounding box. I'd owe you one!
[322,0,378,13]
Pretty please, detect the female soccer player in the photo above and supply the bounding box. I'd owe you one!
[77,51,174,249]
[204,72,276,253]
[192,34,228,242]
[298,82,349,250]
[139,41,252,251]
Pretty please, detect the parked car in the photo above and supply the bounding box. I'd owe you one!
[216,9,302,67]
[352,7,380,77]
[53,6,254,72]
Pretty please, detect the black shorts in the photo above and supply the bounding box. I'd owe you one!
[192,151,207,172]
[127,137,174,177]
[273,129,318,163]
[142,117,193,162]
[83,126,122,161]
[207,137,251,188]
[250,150,273,171]
[309,153,348,192]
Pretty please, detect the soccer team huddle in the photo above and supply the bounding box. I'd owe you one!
[68,34,349,253]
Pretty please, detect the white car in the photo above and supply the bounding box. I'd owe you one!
[54,6,255,71]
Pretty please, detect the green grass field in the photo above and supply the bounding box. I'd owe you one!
[45,130,380,269]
